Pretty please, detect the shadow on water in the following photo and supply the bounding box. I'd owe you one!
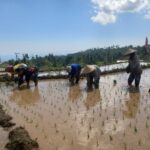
[84,88,101,110]
[10,87,41,105]
[68,85,82,102]
[123,87,141,118]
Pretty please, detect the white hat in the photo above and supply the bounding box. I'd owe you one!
[124,48,137,56]
[14,63,27,70]
[81,65,96,74]
[66,66,71,72]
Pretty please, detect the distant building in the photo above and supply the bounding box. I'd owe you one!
[144,37,150,53]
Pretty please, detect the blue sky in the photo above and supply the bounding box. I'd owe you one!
[0,0,150,61]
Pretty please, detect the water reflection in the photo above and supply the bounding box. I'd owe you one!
[84,89,101,110]
[10,87,41,105]
[68,85,81,102]
[123,88,140,118]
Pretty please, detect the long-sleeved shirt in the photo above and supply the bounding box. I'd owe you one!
[70,64,81,76]
[128,53,142,74]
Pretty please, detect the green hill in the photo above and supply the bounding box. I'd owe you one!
[2,45,150,70]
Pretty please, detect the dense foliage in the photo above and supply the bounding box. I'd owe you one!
[2,45,150,70]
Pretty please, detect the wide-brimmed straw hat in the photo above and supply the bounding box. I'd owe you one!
[14,63,27,71]
[124,48,137,56]
[81,65,96,74]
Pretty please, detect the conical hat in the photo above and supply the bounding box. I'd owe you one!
[81,65,96,74]
[124,48,137,56]
[14,63,27,70]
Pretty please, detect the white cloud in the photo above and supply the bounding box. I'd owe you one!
[91,0,150,25]
[91,12,116,25]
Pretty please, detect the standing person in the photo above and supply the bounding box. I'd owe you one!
[81,65,101,89]
[124,48,142,88]
[67,64,81,84]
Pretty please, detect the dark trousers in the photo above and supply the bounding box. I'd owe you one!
[87,76,93,88]
[31,73,38,86]
[128,73,141,87]
[70,70,81,84]
[18,74,24,87]
[70,74,80,84]
[18,71,38,88]
[25,71,38,87]
[87,76,99,89]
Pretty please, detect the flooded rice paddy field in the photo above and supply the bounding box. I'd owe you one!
[0,69,150,150]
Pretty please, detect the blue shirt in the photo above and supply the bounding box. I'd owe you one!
[70,64,81,75]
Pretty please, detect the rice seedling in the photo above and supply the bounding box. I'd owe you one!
[123,142,127,150]
[134,126,138,133]
[109,135,113,141]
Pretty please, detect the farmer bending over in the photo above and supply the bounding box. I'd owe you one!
[14,64,38,88]
[81,65,101,89]
[67,64,81,85]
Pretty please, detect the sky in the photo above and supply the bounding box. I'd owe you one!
[0,0,150,61]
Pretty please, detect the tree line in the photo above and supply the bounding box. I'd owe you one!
[3,45,150,70]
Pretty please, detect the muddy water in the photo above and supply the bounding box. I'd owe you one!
[0,127,9,150]
[0,69,150,150]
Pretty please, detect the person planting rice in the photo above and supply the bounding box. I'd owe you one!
[25,66,38,88]
[14,64,38,88]
[67,64,81,84]
[14,63,28,88]
[124,48,142,88]
[81,65,101,89]
[6,63,38,88]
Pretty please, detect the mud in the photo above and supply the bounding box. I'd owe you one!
[0,104,15,128]
[6,127,38,150]
[0,89,39,150]
[0,127,9,150]
[0,69,150,150]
